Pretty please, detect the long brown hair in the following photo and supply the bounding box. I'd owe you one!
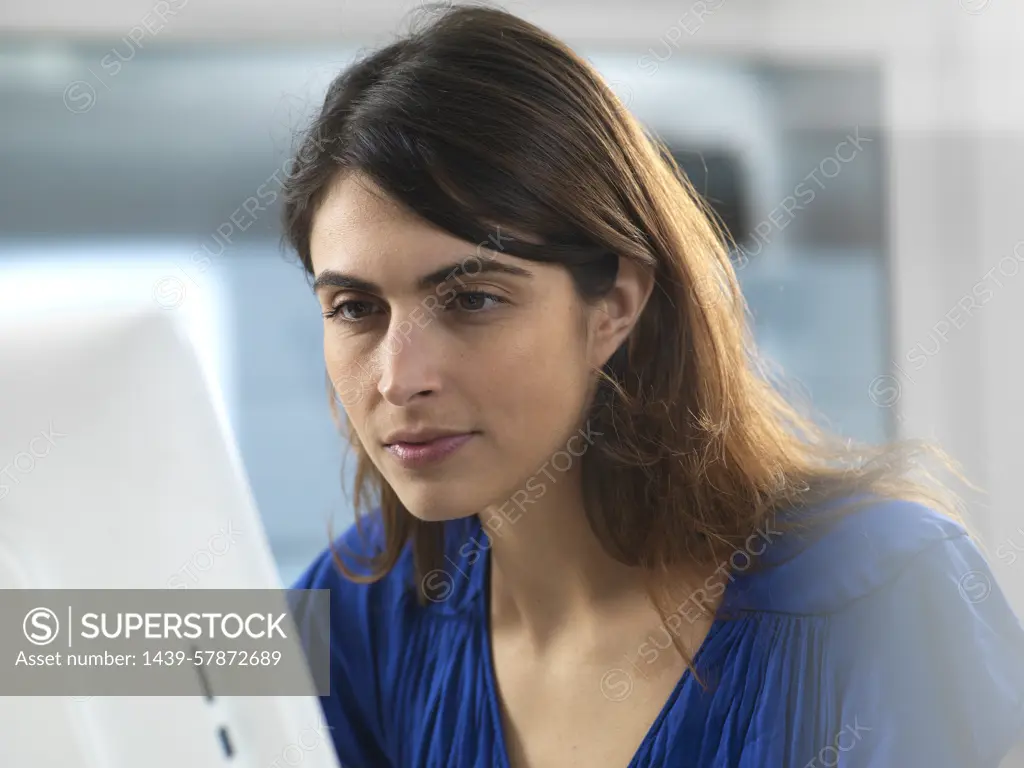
[280,5,967,647]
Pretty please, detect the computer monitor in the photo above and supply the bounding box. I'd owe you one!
[0,304,339,768]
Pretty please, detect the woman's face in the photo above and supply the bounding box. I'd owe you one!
[308,172,621,523]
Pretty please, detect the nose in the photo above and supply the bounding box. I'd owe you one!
[376,313,441,405]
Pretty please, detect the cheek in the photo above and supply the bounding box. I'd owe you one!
[323,334,346,372]
[482,318,592,435]
[323,335,373,415]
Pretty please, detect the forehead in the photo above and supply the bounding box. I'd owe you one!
[309,172,464,273]
[313,172,410,232]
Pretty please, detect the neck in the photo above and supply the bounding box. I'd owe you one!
[478,465,656,647]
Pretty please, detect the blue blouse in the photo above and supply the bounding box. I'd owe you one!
[291,498,1024,767]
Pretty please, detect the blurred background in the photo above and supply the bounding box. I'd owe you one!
[0,0,1021,614]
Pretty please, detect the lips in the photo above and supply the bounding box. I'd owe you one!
[383,431,476,469]
[382,428,471,446]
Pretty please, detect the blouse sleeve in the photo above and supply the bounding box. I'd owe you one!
[289,525,393,768]
[831,530,1024,767]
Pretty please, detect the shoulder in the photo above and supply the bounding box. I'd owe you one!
[722,496,1024,766]
[833,501,1024,765]
[723,495,976,615]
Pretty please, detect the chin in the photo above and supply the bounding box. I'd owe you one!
[390,482,490,524]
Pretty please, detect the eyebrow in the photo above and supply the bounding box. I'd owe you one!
[311,257,533,296]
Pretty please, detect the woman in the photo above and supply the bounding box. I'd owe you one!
[283,7,1024,767]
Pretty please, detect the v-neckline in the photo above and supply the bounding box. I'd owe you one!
[476,529,728,768]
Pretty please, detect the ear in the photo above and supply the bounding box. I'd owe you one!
[588,257,655,369]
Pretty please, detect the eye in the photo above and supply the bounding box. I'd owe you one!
[448,291,507,312]
[322,299,380,323]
